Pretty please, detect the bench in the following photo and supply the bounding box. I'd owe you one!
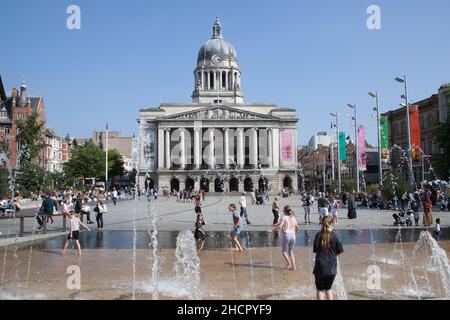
[0,212,87,237]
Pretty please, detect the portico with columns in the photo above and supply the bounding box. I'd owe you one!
[137,18,299,193]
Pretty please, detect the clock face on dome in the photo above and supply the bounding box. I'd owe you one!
[211,54,222,65]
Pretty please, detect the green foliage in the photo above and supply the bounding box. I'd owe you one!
[341,179,354,193]
[63,143,125,182]
[366,183,381,195]
[433,121,450,180]
[0,168,10,199]
[383,168,408,199]
[108,149,125,179]
[16,163,45,195]
[15,112,46,165]
[63,141,104,179]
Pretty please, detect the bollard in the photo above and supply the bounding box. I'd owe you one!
[43,217,47,234]
[62,214,66,231]
[20,217,24,237]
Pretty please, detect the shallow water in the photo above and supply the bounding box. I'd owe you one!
[24,227,450,250]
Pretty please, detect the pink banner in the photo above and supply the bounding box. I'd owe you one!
[281,132,294,163]
[357,125,367,171]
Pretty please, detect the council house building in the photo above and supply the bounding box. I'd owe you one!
[137,18,299,193]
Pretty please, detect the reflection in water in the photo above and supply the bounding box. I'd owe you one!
[28,227,450,250]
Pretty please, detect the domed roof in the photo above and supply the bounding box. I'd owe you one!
[197,18,237,62]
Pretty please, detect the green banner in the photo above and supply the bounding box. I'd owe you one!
[339,132,346,161]
[380,116,389,150]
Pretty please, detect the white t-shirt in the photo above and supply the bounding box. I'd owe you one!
[112,190,118,198]
[70,218,80,231]
[436,224,441,232]
[330,200,338,215]
[239,196,247,208]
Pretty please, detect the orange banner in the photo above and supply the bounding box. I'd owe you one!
[409,105,421,161]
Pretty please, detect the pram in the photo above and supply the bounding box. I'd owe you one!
[392,208,413,226]
[255,194,265,205]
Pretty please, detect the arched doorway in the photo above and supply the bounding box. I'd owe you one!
[145,178,154,191]
[258,177,268,191]
[244,177,253,192]
[214,177,224,192]
[283,176,293,190]
[229,177,239,192]
[185,177,195,191]
[200,177,210,192]
[170,178,180,192]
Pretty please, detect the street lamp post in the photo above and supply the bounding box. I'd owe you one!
[369,91,383,187]
[347,103,359,193]
[330,112,341,193]
[395,76,414,192]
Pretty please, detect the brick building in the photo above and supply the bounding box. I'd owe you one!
[0,76,46,169]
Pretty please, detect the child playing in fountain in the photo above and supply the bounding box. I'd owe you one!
[229,203,244,251]
[62,211,91,255]
[194,214,206,251]
[313,216,344,300]
[434,218,441,240]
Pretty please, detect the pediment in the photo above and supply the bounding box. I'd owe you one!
[161,106,279,121]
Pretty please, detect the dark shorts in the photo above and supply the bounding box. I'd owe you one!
[195,206,202,213]
[314,275,336,291]
[68,230,80,240]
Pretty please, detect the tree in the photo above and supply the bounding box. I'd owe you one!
[108,149,125,179]
[0,167,10,199]
[64,141,104,180]
[15,112,46,165]
[433,121,450,180]
[16,163,46,196]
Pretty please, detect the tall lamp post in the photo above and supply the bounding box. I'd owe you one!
[395,76,414,192]
[347,103,359,193]
[105,123,109,190]
[368,91,383,187]
[330,112,341,193]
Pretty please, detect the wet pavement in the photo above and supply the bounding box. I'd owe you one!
[26,227,450,250]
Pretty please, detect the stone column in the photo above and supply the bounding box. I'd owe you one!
[180,128,186,170]
[225,72,228,91]
[224,128,230,169]
[201,70,204,91]
[272,128,280,168]
[207,72,210,91]
[158,128,164,169]
[208,128,215,166]
[250,128,258,166]
[194,127,201,169]
[267,129,273,168]
[165,128,171,169]
[237,128,244,167]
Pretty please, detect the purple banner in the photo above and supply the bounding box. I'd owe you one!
[357,125,367,171]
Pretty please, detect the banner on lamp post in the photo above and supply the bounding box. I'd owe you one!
[380,116,389,163]
[409,105,421,162]
[339,132,346,161]
[357,125,367,171]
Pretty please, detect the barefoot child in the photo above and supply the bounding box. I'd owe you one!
[62,211,91,255]
[273,205,299,270]
[194,214,206,251]
[229,203,244,251]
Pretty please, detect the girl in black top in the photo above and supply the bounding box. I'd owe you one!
[194,214,206,251]
[313,216,344,300]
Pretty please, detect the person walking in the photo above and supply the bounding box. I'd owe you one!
[194,195,202,214]
[194,214,206,251]
[347,193,357,219]
[272,196,281,226]
[37,192,57,230]
[239,193,251,225]
[62,211,91,255]
[94,200,107,231]
[303,192,313,225]
[112,188,118,206]
[313,216,344,300]
[329,195,339,225]
[273,205,299,270]
[317,193,329,224]
[422,187,433,227]
[229,203,244,251]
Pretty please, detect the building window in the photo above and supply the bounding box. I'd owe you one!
[3,127,10,135]
[427,114,432,128]
[419,115,424,129]
[401,121,406,134]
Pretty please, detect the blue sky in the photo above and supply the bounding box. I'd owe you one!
[1,0,449,146]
